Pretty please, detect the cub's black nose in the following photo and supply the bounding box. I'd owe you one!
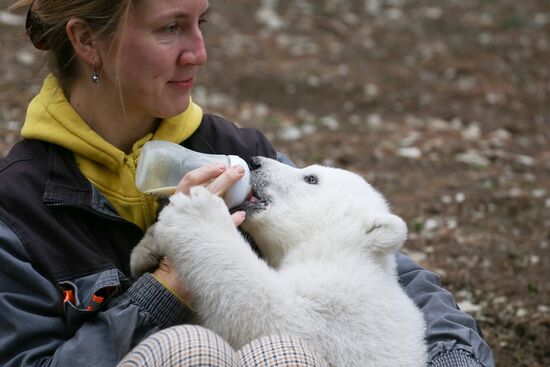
[250,156,262,171]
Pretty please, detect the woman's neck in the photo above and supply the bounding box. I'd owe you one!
[68,79,159,154]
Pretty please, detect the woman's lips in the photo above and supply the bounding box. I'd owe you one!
[169,78,194,89]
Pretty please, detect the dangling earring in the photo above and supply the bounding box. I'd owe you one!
[91,59,100,84]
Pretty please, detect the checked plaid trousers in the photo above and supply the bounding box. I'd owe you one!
[118,325,328,367]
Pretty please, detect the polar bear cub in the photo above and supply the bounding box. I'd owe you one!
[131,157,426,367]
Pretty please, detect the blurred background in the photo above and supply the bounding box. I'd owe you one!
[1,0,549,365]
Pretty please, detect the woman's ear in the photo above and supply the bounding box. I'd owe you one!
[66,18,100,67]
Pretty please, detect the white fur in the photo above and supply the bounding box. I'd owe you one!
[131,158,426,367]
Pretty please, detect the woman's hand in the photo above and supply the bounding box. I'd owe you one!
[176,164,247,226]
[152,257,194,308]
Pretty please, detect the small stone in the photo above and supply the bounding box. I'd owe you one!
[455,150,490,167]
[446,218,458,230]
[515,154,536,166]
[363,83,380,99]
[386,7,403,21]
[367,114,383,129]
[277,125,302,142]
[398,147,422,159]
[320,116,339,130]
[424,218,440,232]
[458,300,482,313]
[407,250,427,264]
[16,51,37,66]
[427,118,450,131]
[455,192,466,203]
[515,308,528,318]
[0,11,25,26]
[424,7,442,19]
[462,124,482,141]
[256,0,284,31]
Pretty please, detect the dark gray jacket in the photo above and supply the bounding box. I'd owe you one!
[0,115,493,366]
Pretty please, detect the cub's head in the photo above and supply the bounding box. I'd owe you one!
[238,157,407,267]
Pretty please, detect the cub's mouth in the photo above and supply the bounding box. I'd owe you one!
[230,172,270,215]
[231,187,269,215]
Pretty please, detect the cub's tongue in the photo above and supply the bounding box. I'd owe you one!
[229,191,259,214]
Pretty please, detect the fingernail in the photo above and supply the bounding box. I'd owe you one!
[216,164,226,171]
[234,165,245,174]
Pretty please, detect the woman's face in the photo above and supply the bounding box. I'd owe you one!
[98,0,209,120]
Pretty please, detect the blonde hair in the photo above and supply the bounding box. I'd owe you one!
[10,0,134,94]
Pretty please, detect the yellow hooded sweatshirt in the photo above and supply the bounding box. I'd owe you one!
[21,74,203,231]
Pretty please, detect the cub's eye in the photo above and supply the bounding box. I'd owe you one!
[304,175,319,185]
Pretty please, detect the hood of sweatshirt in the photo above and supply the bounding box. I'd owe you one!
[21,74,203,230]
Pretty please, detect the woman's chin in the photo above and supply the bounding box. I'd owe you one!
[157,99,192,119]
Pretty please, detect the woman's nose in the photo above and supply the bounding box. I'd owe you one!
[179,31,208,66]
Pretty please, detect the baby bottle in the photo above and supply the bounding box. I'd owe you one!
[135,141,251,209]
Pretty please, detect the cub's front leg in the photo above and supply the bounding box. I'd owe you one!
[154,186,245,266]
[152,186,286,347]
[130,186,238,277]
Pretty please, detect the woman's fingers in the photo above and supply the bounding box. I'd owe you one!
[175,165,247,227]
[206,165,245,197]
[231,211,246,226]
[176,164,226,194]
[176,164,246,196]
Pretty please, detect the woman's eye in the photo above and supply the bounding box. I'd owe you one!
[304,175,319,185]
[162,23,181,33]
[198,16,208,28]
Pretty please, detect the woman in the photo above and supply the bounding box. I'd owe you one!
[0,0,494,366]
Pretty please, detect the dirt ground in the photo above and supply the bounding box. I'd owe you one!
[1,0,549,366]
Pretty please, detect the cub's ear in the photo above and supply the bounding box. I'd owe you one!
[363,212,408,255]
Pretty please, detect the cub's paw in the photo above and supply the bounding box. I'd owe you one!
[159,187,234,232]
[130,225,162,277]
[172,186,228,214]
[153,187,240,259]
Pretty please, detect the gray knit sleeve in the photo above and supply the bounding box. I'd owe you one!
[124,273,196,329]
